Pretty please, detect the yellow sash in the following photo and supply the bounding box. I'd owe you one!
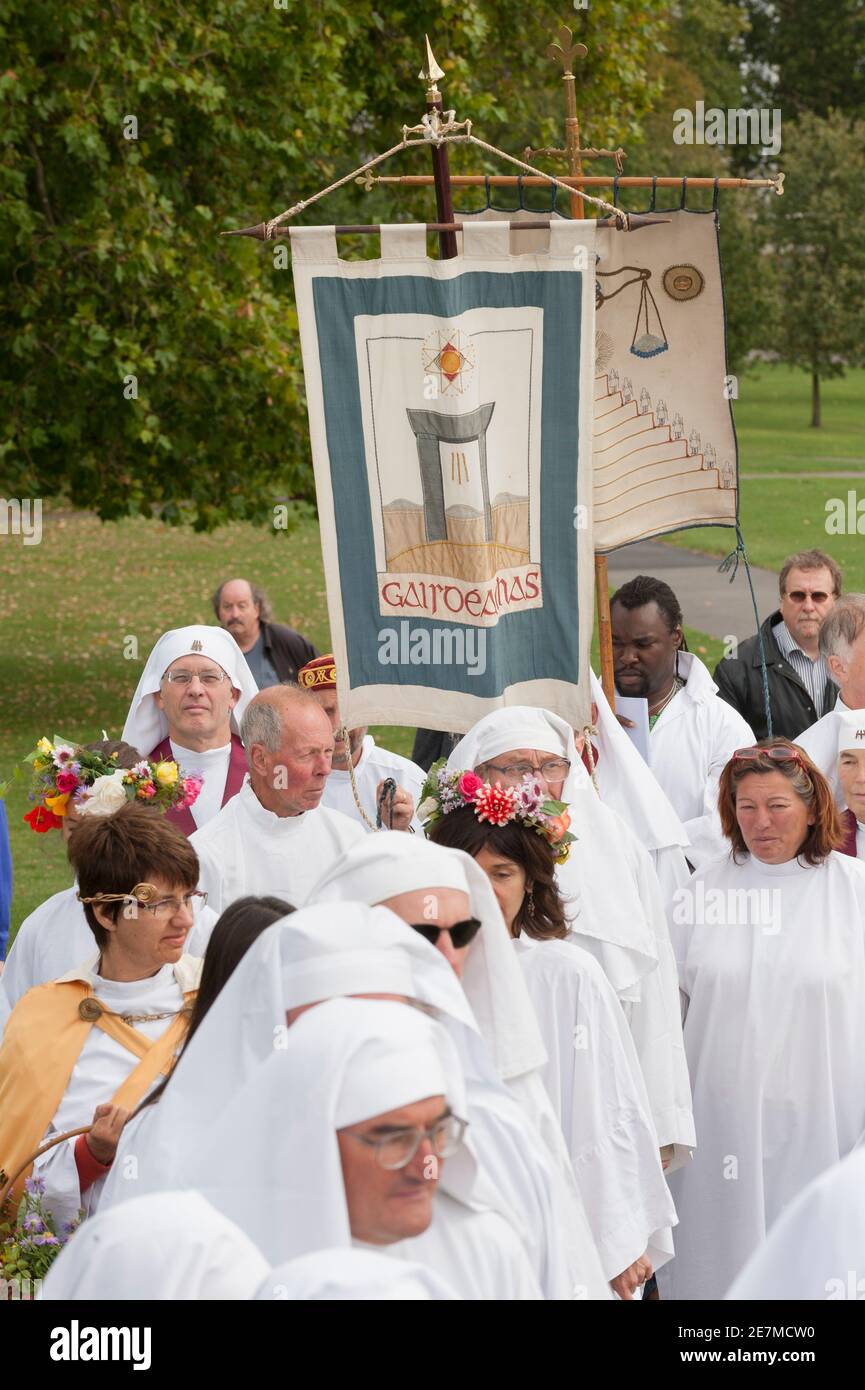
[0,978,195,1204]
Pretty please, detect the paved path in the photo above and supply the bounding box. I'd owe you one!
[606,539,778,643]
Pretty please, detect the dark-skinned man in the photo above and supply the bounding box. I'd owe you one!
[611,575,754,868]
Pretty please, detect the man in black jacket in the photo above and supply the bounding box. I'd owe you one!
[713,549,842,740]
[213,577,318,689]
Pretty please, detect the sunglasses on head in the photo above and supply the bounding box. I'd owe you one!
[410,917,483,949]
[732,745,804,765]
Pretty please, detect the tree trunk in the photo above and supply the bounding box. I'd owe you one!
[811,370,822,428]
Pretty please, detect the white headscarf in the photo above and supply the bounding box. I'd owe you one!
[122,625,258,753]
[837,708,865,755]
[310,835,547,1082]
[42,1191,269,1300]
[258,1248,459,1300]
[589,671,689,852]
[174,998,463,1264]
[102,900,606,1299]
[447,705,658,995]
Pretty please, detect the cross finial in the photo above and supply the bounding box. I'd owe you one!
[546,24,588,77]
[419,34,445,94]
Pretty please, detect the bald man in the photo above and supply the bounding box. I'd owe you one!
[212,578,318,689]
[189,687,364,914]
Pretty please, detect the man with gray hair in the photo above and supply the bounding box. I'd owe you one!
[796,593,865,802]
[190,685,364,914]
[714,548,841,740]
[212,577,318,689]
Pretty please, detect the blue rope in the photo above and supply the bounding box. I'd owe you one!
[718,524,773,737]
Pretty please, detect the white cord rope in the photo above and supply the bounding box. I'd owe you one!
[265,127,627,238]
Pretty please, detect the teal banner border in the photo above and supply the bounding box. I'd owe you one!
[312,269,584,696]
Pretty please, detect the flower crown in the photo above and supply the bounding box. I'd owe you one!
[17,735,203,833]
[418,760,576,865]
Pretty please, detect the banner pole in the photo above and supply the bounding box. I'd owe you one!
[544,28,618,711]
[420,36,459,260]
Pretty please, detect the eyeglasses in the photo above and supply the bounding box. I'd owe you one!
[410,918,482,949]
[484,759,570,782]
[162,669,227,686]
[785,590,831,604]
[128,890,207,917]
[345,1112,468,1170]
[732,746,804,765]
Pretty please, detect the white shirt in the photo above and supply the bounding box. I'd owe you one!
[190,780,365,915]
[647,651,755,866]
[659,850,865,1301]
[169,739,231,829]
[515,935,678,1281]
[795,692,848,803]
[322,735,426,833]
[0,886,215,1034]
[390,1192,542,1300]
[35,954,202,1229]
[726,1145,865,1301]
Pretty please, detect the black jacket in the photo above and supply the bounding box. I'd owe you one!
[261,620,318,684]
[713,610,835,741]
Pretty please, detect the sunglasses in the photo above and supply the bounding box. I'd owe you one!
[732,745,804,765]
[410,917,483,949]
[785,591,831,604]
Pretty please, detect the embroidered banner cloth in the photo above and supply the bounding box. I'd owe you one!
[290,220,596,731]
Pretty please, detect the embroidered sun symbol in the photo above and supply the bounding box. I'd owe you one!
[422,328,475,396]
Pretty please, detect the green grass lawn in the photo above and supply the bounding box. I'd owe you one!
[667,365,865,585]
[1,364,860,939]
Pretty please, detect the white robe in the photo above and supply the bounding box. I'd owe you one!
[659,850,865,1301]
[726,1145,865,1301]
[190,780,365,914]
[795,694,848,802]
[0,886,214,1033]
[390,1192,542,1300]
[322,735,427,833]
[43,1190,269,1300]
[647,652,755,867]
[515,934,678,1280]
[169,739,231,829]
[34,954,202,1229]
[588,670,693,901]
[563,817,695,1162]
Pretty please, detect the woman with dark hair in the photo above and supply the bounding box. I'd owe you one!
[141,894,293,1108]
[427,776,677,1300]
[659,738,865,1301]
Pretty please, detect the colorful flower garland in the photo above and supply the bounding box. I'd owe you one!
[16,736,202,833]
[418,760,576,864]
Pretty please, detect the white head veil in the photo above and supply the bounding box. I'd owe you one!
[310,834,547,1082]
[101,901,607,1300]
[447,705,658,995]
[173,998,463,1264]
[42,1191,269,1300]
[589,671,689,852]
[122,625,258,753]
[258,1247,459,1301]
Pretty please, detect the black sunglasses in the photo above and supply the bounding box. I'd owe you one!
[410,917,483,949]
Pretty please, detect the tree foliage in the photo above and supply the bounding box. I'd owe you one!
[763,110,865,425]
[0,0,670,526]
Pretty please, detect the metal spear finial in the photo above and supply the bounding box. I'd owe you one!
[419,34,445,95]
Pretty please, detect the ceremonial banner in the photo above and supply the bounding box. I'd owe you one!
[291,220,596,732]
[591,209,737,551]
[464,208,739,552]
